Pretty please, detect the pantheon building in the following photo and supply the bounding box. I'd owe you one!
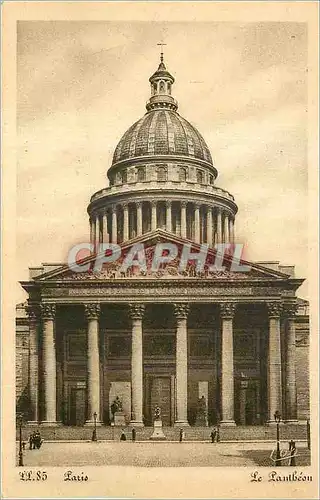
[16,54,309,429]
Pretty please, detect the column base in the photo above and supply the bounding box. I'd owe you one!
[129,420,144,427]
[219,420,236,427]
[174,420,190,427]
[84,420,103,427]
[40,421,61,427]
[284,419,299,425]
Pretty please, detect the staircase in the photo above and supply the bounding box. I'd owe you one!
[19,424,308,442]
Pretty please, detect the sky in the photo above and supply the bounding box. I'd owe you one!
[17,21,308,302]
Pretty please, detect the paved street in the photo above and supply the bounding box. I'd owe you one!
[17,441,311,467]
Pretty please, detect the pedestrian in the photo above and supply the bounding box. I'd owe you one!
[29,433,33,450]
[132,428,136,442]
[289,440,296,466]
[179,428,185,442]
[120,430,126,441]
[210,426,217,443]
[22,441,26,451]
[33,430,43,449]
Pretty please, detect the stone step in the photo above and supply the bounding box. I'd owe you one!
[18,424,309,442]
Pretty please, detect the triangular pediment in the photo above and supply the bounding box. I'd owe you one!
[31,229,294,283]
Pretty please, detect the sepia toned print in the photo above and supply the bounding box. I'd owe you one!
[2,2,319,499]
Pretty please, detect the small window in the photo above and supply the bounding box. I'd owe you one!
[121,170,127,184]
[196,169,204,184]
[137,166,146,182]
[159,81,165,93]
[153,83,157,95]
[157,166,167,182]
[209,175,214,185]
[179,167,187,182]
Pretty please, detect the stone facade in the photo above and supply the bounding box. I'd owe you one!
[16,53,310,427]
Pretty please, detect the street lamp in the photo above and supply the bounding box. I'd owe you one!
[17,412,24,466]
[92,412,97,442]
[274,411,281,466]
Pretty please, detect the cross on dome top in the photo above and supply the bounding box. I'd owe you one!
[146,48,178,112]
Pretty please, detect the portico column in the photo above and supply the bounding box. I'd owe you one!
[40,304,57,425]
[194,204,200,244]
[206,206,213,246]
[85,304,101,425]
[123,203,129,242]
[129,304,145,426]
[216,208,222,244]
[174,303,189,426]
[102,212,109,244]
[181,202,187,239]
[151,201,157,231]
[166,200,172,233]
[137,202,143,236]
[223,213,230,244]
[220,303,236,426]
[111,205,117,244]
[267,302,282,423]
[27,305,40,424]
[283,303,298,423]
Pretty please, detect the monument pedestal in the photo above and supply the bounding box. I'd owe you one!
[195,414,208,427]
[150,419,166,441]
[114,412,126,427]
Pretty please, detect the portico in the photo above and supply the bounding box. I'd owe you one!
[23,239,301,429]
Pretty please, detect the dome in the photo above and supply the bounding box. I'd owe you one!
[112,109,213,166]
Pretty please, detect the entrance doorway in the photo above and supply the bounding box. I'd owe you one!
[235,379,261,425]
[69,388,86,426]
[145,376,172,426]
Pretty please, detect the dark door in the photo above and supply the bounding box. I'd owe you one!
[70,388,86,426]
[150,377,171,426]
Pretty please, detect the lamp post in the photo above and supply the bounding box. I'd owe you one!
[274,411,281,466]
[17,412,24,466]
[92,412,97,442]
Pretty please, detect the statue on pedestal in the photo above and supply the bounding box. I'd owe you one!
[111,396,125,426]
[195,395,208,426]
[150,405,166,440]
[154,405,161,421]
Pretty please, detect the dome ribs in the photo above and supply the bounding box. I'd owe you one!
[135,112,154,157]
[111,111,213,166]
[147,111,159,155]
[128,115,147,158]
[154,111,168,155]
[113,121,139,162]
[169,112,189,156]
[164,110,176,154]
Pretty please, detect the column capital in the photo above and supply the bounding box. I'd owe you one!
[122,202,129,210]
[282,302,299,319]
[85,303,101,320]
[166,200,172,208]
[194,202,200,210]
[220,302,236,319]
[267,301,282,318]
[40,303,56,320]
[151,200,158,208]
[180,201,187,209]
[174,303,189,320]
[26,304,41,320]
[111,204,117,213]
[136,201,143,209]
[129,303,145,320]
